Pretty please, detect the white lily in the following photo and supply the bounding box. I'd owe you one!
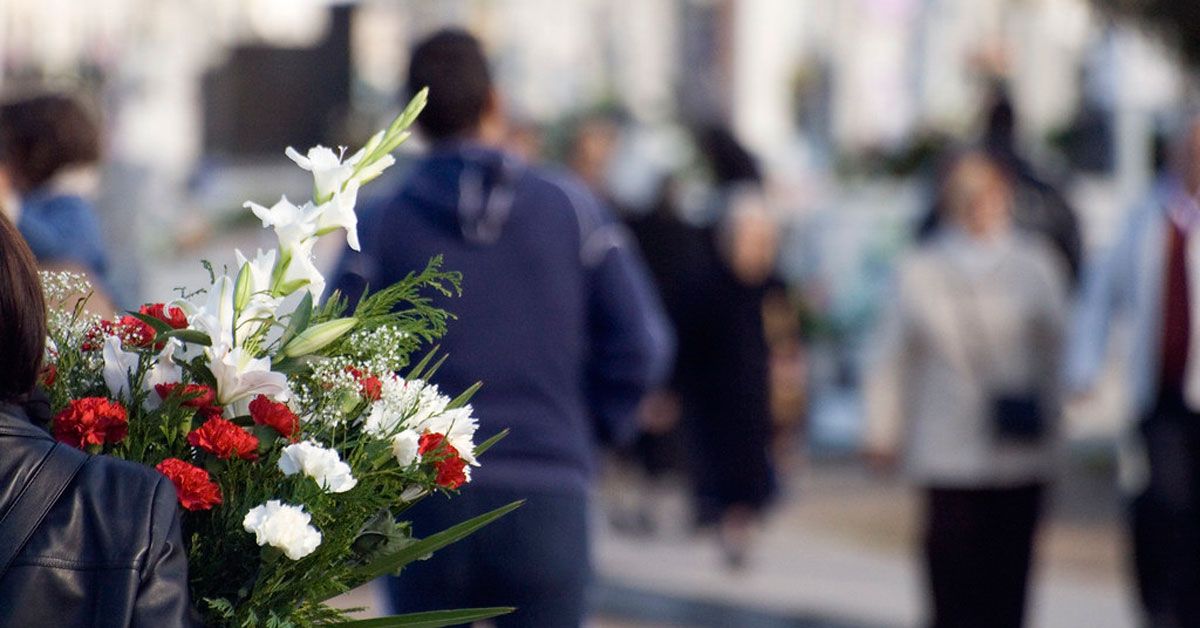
[142,339,183,410]
[209,343,290,405]
[102,335,140,401]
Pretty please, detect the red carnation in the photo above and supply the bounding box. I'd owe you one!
[418,433,468,490]
[156,458,222,511]
[52,397,129,449]
[249,395,300,441]
[187,417,260,460]
[139,303,188,329]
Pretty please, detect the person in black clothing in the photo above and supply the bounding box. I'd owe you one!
[630,126,777,568]
[916,84,1082,287]
[0,213,196,626]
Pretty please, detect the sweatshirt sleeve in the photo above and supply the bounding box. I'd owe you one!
[578,199,675,447]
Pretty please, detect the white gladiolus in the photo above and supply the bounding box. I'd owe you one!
[278,441,357,493]
[242,501,322,560]
[190,275,236,349]
[245,196,317,251]
[390,429,421,467]
[285,145,356,203]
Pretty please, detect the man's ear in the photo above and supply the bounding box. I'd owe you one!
[480,88,507,144]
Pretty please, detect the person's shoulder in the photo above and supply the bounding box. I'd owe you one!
[76,454,175,519]
[521,163,606,215]
[1011,233,1068,289]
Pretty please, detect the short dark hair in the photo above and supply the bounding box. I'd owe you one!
[0,214,46,402]
[407,29,492,141]
[0,93,101,191]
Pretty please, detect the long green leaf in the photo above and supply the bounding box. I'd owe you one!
[339,501,522,592]
[125,311,175,334]
[333,607,514,628]
[472,429,508,458]
[161,328,213,346]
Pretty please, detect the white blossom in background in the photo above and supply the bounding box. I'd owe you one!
[278,441,357,493]
[242,501,322,560]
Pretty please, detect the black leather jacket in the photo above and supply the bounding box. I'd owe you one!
[0,406,196,626]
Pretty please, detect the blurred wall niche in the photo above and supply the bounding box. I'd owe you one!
[201,5,351,157]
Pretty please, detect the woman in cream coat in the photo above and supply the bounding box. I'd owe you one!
[864,151,1069,628]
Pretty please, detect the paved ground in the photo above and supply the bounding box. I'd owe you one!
[330,457,1135,627]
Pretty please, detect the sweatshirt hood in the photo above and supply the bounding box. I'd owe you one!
[404,141,524,245]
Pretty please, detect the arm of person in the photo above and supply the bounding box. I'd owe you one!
[1031,243,1072,423]
[131,476,198,627]
[862,261,915,471]
[1063,205,1140,396]
[583,219,676,448]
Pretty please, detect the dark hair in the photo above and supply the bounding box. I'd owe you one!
[0,93,101,191]
[407,29,492,141]
[694,125,761,186]
[0,214,46,402]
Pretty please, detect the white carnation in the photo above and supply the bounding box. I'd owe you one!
[278,441,357,493]
[242,500,322,560]
[390,429,421,467]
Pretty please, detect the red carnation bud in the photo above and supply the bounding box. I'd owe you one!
[156,458,222,511]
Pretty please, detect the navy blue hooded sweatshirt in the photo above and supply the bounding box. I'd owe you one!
[330,142,674,494]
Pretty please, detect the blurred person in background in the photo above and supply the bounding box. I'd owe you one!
[0,93,117,311]
[329,29,673,628]
[670,125,778,569]
[1068,115,1200,628]
[918,83,1083,288]
[866,151,1067,628]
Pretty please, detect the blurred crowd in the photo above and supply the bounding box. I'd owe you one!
[5,13,1200,628]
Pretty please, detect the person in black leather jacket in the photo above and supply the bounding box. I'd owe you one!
[0,214,196,626]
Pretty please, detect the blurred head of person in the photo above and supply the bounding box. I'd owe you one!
[0,93,100,195]
[693,124,777,284]
[0,214,46,403]
[568,114,622,194]
[941,151,1012,240]
[694,124,762,188]
[407,29,504,145]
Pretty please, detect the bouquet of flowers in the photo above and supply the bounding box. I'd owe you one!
[38,90,516,627]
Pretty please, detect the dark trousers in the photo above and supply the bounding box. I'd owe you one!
[923,484,1044,628]
[1131,408,1200,628]
[386,487,591,628]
